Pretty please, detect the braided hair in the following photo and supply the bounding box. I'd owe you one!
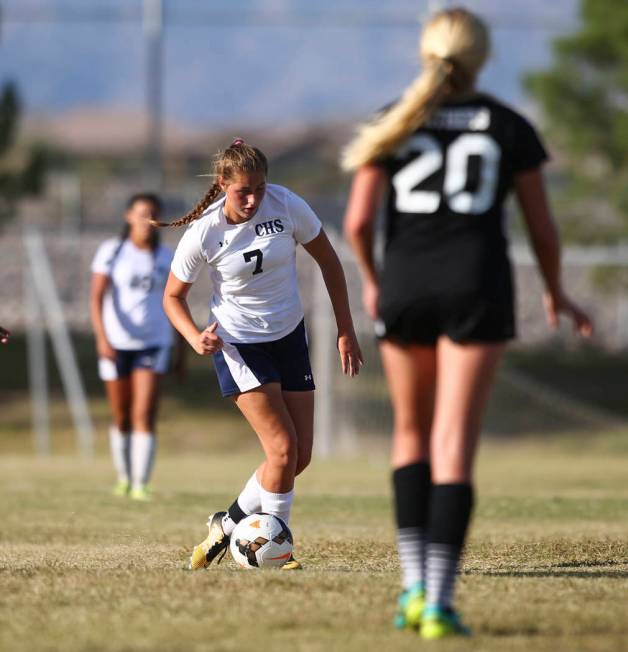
[153,139,268,228]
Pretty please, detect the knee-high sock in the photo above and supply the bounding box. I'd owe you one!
[393,461,431,590]
[259,485,294,526]
[109,426,131,483]
[425,483,474,609]
[130,432,156,489]
[222,472,262,536]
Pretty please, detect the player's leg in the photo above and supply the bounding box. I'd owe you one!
[128,365,162,500]
[101,353,132,495]
[421,337,504,639]
[218,385,312,550]
[189,383,298,570]
[380,340,436,629]
[282,390,314,477]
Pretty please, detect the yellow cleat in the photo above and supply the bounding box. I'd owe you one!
[189,512,229,570]
[280,555,302,570]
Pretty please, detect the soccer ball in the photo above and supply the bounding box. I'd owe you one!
[230,513,293,569]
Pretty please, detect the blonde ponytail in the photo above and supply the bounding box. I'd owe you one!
[341,8,489,171]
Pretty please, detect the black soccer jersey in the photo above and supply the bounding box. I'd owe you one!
[376,94,547,307]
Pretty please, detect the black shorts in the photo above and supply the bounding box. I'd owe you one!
[212,320,315,397]
[377,293,515,345]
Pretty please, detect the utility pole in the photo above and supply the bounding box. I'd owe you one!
[144,0,163,189]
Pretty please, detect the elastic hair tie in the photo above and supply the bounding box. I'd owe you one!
[231,138,245,146]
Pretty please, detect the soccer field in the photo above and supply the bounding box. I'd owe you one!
[1,434,627,652]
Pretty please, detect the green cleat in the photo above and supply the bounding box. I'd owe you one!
[394,583,425,630]
[419,605,471,640]
[129,485,152,502]
[112,480,130,497]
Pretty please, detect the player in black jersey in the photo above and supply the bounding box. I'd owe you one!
[342,7,592,640]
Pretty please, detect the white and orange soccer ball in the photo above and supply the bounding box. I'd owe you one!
[230,513,293,569]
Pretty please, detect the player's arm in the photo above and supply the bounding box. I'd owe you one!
[343,164,387,320]
[162,272,223,355]
[302,229,363,376]
[89,272,116,360]
[514,168,593,336]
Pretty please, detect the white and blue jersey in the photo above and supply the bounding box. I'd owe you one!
[91,238,174,350]
[170,183,322,344]
[170,183,322,395]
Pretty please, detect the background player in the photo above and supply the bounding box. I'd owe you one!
[159,139,362,570]
[342,7,592,639]
[90,193,178,501]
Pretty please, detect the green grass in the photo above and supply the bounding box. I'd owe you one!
[1,434,628,652]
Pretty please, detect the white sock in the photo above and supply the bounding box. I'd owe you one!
[259,485,294,525]
[109,426,130,483]
[130,432,156,489]
[238,472,262,514]
[222,472,262,536]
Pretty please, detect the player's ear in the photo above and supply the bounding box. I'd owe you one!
[218,177,229,193]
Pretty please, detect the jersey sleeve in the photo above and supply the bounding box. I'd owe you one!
[287,191,322,244]
[170,225,206,283]
[511,113,548,173]
[91,239,120,277]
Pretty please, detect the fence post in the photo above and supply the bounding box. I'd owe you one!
[24,265,51,455]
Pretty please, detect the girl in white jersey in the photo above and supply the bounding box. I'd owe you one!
[342,8,592,640]
[90,193,176,501]
[159,140,362,570]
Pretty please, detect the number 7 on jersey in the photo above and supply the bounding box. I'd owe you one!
[243,249,264,275]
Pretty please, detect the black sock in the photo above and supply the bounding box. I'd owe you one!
[425,483,474,608]
[393,461,431,590]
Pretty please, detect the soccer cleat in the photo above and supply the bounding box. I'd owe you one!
[393,583,425,630]
[419,605,471,639]
[280,554,302,570]
[112,479,130,497]
[189,512,230,570]
[130,485,151,502]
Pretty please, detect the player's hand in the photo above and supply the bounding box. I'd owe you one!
[337,329,363,377]
[362,280,380,321]
[97,337,116,360]
[543,290,593,337]
[0,326,10,344]
[195,322,223,355]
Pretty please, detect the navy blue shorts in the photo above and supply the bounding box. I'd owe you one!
[98,347,171,381]
[213,320,315,397]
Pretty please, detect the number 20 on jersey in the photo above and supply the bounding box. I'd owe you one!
[393,133,501,215]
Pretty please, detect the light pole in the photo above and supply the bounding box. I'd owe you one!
[144,0,163,188]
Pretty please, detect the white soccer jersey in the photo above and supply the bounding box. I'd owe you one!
[170,184,322,343]
[91,238,174,350]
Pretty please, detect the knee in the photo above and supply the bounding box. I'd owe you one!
[266,433,298,471]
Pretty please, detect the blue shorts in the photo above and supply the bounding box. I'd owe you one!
[213,320,315,397]
[98,347,171,381]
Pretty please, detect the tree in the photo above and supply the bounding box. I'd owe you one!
[525,0,628,243]
[0,81,45,220]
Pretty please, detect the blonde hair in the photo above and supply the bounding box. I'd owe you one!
[341,8,490,171]
[153,139,268,227]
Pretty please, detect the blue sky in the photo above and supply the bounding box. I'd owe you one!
[0,0,579,128]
